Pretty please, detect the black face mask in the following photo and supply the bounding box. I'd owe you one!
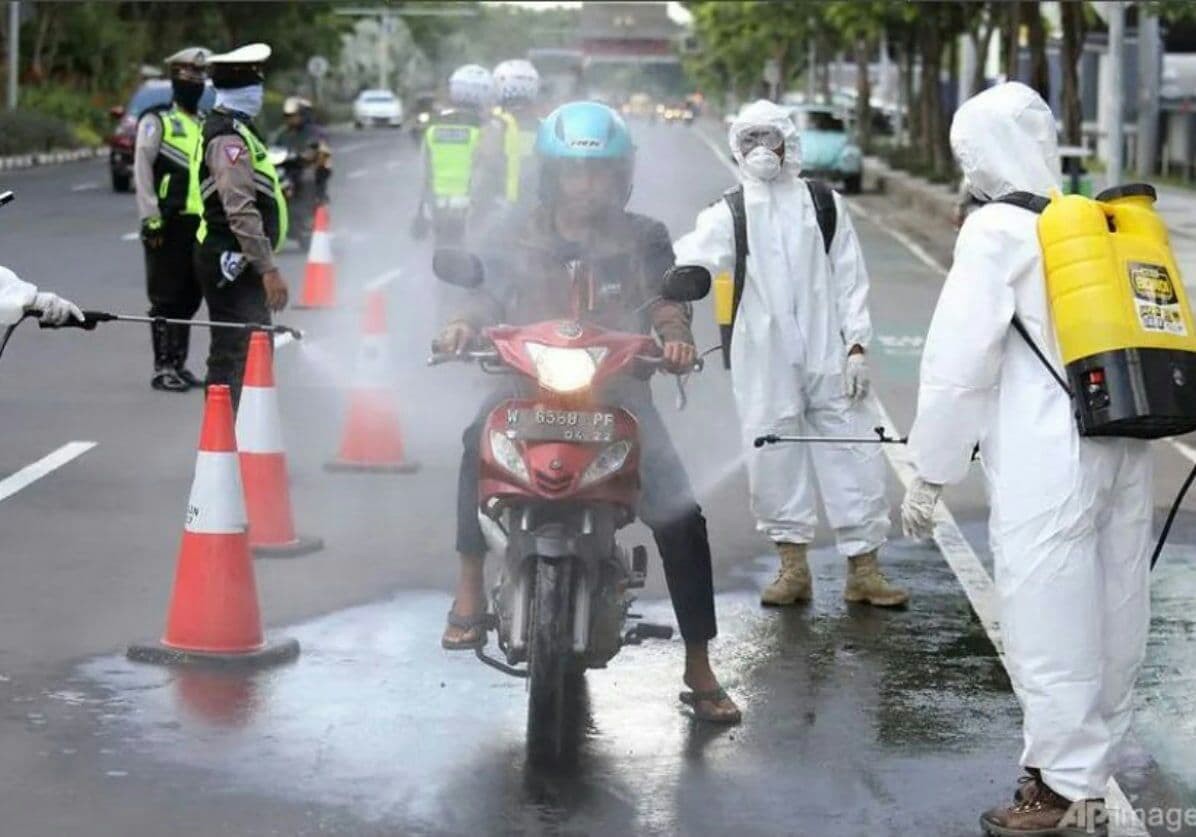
[172,78,204,113]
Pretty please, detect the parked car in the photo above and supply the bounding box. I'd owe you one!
[353,89,403,129]
[785,104,862,193]
[107,80,215,193]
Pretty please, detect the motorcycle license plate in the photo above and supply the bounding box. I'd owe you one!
[506,408,617,443]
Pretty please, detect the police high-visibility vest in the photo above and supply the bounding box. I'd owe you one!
[194,111,288,252]
[148,104,202,218]
[495,110,535,203]
[425,121,480,199]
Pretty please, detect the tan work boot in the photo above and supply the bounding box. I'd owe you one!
[981,774,1105,836]
[761,542,812,606]
[844,550,909,608]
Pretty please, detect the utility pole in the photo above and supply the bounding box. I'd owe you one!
[377,17,388,90]
[1106,1,1124,187]
[1136,7,1160,178]
[7,2,18,111]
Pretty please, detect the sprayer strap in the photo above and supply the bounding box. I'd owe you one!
[1011,314,1073,397]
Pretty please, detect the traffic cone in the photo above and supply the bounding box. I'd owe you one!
[295,204,336,309]
[238,331,324,558]
[128,385,300,669]
[325,288,420,474]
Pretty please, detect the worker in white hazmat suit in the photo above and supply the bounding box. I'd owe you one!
[901,82,1151,836]
[674,100,907,608]
[0,266,83,327]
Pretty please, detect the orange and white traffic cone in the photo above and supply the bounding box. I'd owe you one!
[238,331,323,558]
[295,204,336,310]
[325,288,420,474]
[127,385,300,668]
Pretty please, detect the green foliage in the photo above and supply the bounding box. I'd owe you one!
[9,2,350,132]
[0,110,78,155]
[20,84,106,138]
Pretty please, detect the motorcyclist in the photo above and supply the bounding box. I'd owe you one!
[413,64,494,247]
[475,59,542,218]
[434,101,741,724]
[271,96,331,247]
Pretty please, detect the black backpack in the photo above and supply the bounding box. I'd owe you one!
[721,179,837,354]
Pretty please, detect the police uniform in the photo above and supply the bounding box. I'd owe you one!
[134,46,209,391]
[192,43,287,404]
[418,107,483,246]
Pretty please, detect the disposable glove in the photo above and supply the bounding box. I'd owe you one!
[843,351,870,401]
[901,477,943,540]
[30,291,84,326]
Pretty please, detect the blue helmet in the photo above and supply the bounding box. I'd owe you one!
[536,101,635,207]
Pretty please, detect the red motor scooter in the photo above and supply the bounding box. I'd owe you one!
[431,250,710,761]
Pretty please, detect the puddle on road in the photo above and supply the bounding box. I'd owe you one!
[68,542,1030,834]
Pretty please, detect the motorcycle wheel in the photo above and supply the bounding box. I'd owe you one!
[526,558,577,764]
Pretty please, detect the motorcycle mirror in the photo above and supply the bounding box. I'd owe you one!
[432,248,485,289]
[662,265,711,302]
[0,191,14,208]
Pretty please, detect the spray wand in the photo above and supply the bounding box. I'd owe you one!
[37,311,304,341]
[754,426,906,448]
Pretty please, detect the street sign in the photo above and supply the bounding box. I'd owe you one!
[307,55,330,78]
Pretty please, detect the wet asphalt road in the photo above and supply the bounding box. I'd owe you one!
[0,121,1194,836]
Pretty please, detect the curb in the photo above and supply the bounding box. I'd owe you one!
[864,154,959,227]
[0,146,105,172]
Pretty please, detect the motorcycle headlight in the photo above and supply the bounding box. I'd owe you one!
[578,440,632,488]
[418,112,430,124]
[524,343,607,393]
[489,430,530,484]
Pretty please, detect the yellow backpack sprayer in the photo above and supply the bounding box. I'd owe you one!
[996,183,1196,568]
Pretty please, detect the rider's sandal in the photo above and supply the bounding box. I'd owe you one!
[441,604,492,651]
[679,687,742,725]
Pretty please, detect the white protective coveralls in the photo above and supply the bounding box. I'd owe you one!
[907,82,1153,802]
[674,100,889,556]
[0,266,39,326]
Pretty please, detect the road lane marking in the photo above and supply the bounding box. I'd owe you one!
[347,168,368,180]
[0,442,97,503]
[273,332,294,350]
[693,129,1148,835]
[337,142,368,154]
[71,182,99,192]
[365,269,401,291]
[385,160,402,171]
[121,232,139,242]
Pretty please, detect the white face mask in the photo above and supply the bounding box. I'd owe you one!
[215,84,265,118]
[743,146,782,181]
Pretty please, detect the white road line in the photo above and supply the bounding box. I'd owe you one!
[347,168,368,180]
[0,442,97,503]
[365,268,402,291]
[694,131,1148,835]
[70,182,99,193]
[694,127,738,178]
[273,332,295,350]
[337,142,368,154]
[385,160,402,171]
[120,232,139,242]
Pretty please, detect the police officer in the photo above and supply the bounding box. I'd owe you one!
[412,64,494,246]
[134,46,209,392]
[192,43,288,405]
[481,59,541,214]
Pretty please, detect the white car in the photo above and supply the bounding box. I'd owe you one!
[353,89,403,129]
